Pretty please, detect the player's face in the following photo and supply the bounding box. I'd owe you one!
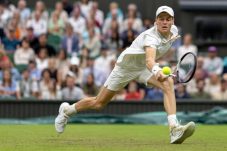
[156,13,174,36]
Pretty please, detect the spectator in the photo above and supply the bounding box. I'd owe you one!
[28,59,41,81]
[19,69,39,99]
[56,69,64,93]
[105,20,122,54]
[112,89,126,100]
[125,81,142,101]
[82,73,99,96]
[103,8,121,37]
[204,73,221,99]
[7,10,23,40]
[0,58,21,81]
[106,2,123,23]
[14,37,35,65]
[191,79,211,99]
[31,1,49,22]
[82,19,101,44]
[145,87,163,100]
[0,69,20,99]
[0,3,13,37]
[0,50,6,62]
[212,78,227,100]
[35,48,49,71]
[121,18,138,49]
[175,84,191,99]
[26,10,47,37]
[61,0,73,16]
[48,58,57,80]
[24,26,38,48]
[223,56,227,74]
[33,33,56,57]
[93,44,114,87]
[79,45,90,69]
[81,56,95,84]
[203,46,223,75]
[69,55,83,86]
[55,49,69,79]
[2,28,20,51]
[48,11,65,36]
[89,1,104,28]
[60,22,80,55]
[41,80,62,100]
[85,27,101,58]
[186,68,207,95]
[121,3,142,33]
[79,0,93,19]
[17,0,31,24]
[142,18,153,31]
[52,2,68,23]
[104,17,120,38]
[177,33,197,61]
[39,68,53,99]
[62,71,85,100]
[68,4,86,36]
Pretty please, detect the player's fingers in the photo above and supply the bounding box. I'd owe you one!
[155,72,161,80]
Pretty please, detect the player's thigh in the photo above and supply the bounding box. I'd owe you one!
[147,75,174,91]
[104,65,139,91]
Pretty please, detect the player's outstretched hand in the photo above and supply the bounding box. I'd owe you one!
[155,71,169,82]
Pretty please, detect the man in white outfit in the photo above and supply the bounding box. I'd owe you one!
[55,6,195,144]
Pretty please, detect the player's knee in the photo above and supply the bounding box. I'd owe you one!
[94,100,106,110]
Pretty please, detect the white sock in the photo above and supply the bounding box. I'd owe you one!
[65,103,77,116]
[167,114,179,128]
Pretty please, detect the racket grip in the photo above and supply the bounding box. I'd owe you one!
[169,74,176,77]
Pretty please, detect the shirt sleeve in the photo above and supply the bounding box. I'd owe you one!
[144,34,159,49]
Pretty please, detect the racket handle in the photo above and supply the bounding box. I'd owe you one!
[169,74,176,77]
[163,74,176,81]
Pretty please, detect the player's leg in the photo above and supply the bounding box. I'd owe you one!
[147,76,176,123]
[55,65,136,133]
[75,86,116,112]
[138,69,177,121]
[55,87,116,133]
[147,76,195,144]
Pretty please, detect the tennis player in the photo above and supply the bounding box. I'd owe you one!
[55,6,195,144]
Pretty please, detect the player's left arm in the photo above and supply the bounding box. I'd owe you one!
[145,46,166,81]
[144,46,157,71]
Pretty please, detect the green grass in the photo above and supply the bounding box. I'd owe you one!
[0,124,227,151]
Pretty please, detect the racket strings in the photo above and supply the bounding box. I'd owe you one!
[177,53,196,83]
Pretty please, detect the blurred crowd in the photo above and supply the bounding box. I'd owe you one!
[0,0,226,101]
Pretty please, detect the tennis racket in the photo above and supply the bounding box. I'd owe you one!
[169,52,197,83]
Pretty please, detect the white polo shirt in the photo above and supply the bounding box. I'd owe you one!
[116,25,179,69]
[68,16,86,35]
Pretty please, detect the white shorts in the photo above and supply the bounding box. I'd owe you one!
[104,65,153,91]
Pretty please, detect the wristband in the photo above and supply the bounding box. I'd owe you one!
[151,63,162,75]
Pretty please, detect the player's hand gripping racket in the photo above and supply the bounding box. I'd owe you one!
[169,52,197,83]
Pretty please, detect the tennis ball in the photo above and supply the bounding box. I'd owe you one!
[162,66,171,75]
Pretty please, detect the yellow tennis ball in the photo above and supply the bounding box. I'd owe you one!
[162,66,171,75]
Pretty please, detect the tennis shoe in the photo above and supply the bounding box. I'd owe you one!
[55,102,70,134]
[170,121,195,144]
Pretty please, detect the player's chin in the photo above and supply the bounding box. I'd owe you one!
[161,29,169,34]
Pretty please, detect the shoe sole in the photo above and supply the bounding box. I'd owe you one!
[172,122,195,144]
